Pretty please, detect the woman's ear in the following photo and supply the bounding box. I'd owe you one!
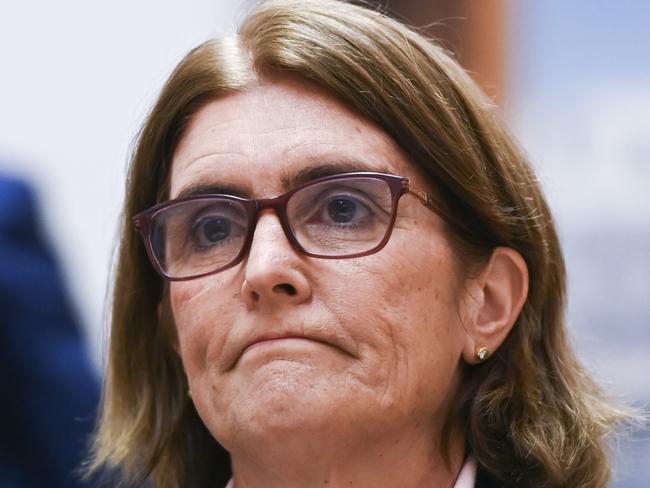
[461,247,529,364]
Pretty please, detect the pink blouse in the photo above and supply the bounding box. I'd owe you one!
[225,455,477,487]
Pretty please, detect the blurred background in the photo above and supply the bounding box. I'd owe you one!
[1,0,647,486]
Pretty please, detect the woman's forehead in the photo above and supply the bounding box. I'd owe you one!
[168,80,426,199]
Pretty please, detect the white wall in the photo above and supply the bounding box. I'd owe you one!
[0,0,249,369]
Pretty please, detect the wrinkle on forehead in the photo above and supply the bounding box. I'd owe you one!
[168,78,432,200]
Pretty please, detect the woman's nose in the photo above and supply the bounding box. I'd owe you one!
[242,211,312,309]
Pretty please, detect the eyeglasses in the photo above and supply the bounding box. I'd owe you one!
[134,172,438,281]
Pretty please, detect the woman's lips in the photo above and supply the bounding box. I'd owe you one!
[242,335,318,354]
[228,332,356,371]
[224,326,360,372]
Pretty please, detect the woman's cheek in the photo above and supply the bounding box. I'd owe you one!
[171,277,230,333]
[171,282,217,370]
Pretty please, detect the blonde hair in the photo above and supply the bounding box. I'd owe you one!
[88,1,635,486]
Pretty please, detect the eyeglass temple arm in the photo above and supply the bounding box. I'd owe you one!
[407,184,438,214]
[407,182,478,241]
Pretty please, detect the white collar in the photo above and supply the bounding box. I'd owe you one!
[453,455,477,488]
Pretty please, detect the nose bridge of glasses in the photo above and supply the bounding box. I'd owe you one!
[250,193,296,248]
[255,190,291,213]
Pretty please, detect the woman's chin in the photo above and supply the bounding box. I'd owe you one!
[210,362,358,446]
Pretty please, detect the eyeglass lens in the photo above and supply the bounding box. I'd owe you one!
[149,176,394,279]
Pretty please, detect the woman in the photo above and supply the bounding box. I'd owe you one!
[88,1,632,486]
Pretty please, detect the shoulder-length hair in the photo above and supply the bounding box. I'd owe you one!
[88,1,633,486]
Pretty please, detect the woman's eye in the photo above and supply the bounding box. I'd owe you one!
[191,215,243,248]
[322,196,370,225]
[327,197,364,223]
[200,217,231,242]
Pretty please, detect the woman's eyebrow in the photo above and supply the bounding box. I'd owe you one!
[285,160,394,189]
[174,160,394,199]
[174,182,251,200]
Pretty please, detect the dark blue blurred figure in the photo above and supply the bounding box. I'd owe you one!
[0,174,100,487]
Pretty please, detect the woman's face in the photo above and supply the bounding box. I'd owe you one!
[168,78,472,453]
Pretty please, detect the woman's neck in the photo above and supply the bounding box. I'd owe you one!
[228,422,467,488]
